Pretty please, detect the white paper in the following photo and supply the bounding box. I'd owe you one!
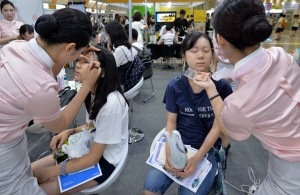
[146,140,212,193]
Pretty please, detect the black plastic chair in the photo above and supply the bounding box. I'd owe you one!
[141,59,154,103]
[161,44,176,71]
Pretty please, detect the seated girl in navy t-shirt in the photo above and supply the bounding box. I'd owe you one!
[143,32,232,195]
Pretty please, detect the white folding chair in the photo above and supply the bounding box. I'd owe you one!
[124,76,144,112]
[81,145,128,195]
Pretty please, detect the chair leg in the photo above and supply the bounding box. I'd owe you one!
[142,78,155,103]
[130,98,134,112]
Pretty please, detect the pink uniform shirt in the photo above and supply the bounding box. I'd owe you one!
[0,39,61,144]
[0,19,23,46]
[222,46,300,162]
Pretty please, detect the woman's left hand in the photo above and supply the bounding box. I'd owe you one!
[177,156,200,178]
[34,167,53,184]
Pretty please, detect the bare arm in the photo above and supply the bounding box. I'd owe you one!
[49,141,106,178]
[0,35,19,45]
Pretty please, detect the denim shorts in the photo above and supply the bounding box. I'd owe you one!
[144,148,217,195]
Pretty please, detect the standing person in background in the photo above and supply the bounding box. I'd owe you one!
[268,14,276,30]
[186,15,189,22]
[205,13,211,35]
[195,0,300,194]
[19,24,34,41]
[124,16,129,25]
[0,0,23,47]
[0,8,100,195]
[290,14,300,38]
[132,11,148,45]
[275,13,286,40]
[209,12,214,31]
[173,10,190,39]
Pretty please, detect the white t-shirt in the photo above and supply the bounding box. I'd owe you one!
[131,42,144,57]
[278,17,286,28]
[159,25,175,36]
[86,91,129,166]
[113,45,135,67]
[132,21,145,45]
[159,31,176,45]
[292,19,300,27]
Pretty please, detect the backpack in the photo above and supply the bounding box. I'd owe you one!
[132,45,152,60]
[124,55,145,92]
[58,86,77,108]
[281,19,286,28]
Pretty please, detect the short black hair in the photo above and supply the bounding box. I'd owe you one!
[92,30,98,39]
[166,23,174,31]
[181,32,214,71]
[180,10,186,15]
[19,24,34,39]
[133,11,142,22]
[126,28,138,40]
[92,24,99,31]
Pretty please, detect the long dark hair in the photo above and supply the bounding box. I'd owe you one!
[84,46,129,120]
[105,20,131,51]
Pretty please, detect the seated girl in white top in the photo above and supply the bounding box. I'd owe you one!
[105,20,137,85]
[31,46,129,195]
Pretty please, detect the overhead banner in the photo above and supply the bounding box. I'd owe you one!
[0,0,44,25]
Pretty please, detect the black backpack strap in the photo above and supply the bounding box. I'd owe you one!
[131,45,141,52]
[176,76,204,129]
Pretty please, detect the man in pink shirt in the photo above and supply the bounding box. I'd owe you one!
[193,0,300,194]
[0,8,100,195]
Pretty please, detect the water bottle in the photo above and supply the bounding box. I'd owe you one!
[64,74,68,88]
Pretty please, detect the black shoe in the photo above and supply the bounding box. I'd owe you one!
[167,65,172,69]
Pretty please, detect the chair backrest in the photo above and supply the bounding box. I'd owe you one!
[162,44,176,58]
[142,60,154,80]
[124,76,144,100]
[81,145,128,194]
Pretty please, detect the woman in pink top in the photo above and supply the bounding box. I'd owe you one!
[193,0,300,194]
[0,0,23,46]
[0,8,100,195]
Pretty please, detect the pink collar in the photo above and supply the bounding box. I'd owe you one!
[213,46,267,81]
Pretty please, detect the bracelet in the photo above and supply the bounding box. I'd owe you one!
[61,160,67,176]
[209,94,220,101]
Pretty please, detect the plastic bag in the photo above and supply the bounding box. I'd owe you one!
[61,128,94,159]
[164,130,188,170]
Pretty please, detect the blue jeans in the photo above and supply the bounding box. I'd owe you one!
[144,149,217,195]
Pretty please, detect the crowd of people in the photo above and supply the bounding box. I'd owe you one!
[0,0,299,194]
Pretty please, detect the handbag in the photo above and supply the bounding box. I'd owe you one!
[176,76,227,195]
[58,86,77,108]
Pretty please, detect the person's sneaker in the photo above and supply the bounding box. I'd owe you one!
[167,65,173,69]
[129,128,144,142]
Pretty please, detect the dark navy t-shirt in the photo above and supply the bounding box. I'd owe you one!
[163,75,233,150]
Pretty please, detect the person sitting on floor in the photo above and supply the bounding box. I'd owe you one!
[31,46,129,195]
[158,23,179,68]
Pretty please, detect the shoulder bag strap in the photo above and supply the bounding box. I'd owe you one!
[177,76,204,129]
[119,46,129,62]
